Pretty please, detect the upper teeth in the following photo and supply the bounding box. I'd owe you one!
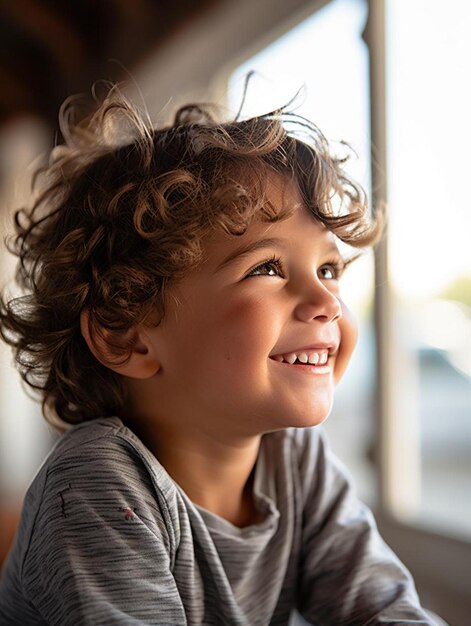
[272,350,329,365]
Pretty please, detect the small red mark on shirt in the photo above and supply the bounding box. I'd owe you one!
[119,507,137,520]
[125,509,133,520]
[119,507,136,522]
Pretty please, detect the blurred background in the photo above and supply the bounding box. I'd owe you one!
[0,1,469,624]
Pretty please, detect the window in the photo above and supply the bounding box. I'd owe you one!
[385,0,471,539]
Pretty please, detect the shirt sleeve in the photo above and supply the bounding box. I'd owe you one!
[295,427,442,626]
[20,435,187,626]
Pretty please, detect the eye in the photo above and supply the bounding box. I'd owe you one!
[318,260,346,280]
[246,256,284,278]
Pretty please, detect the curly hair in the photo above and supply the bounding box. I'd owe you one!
[0,85,383,431]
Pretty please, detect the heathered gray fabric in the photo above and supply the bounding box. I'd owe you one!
[0,417,440,626]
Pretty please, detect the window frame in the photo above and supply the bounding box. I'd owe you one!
[364,0,471,620]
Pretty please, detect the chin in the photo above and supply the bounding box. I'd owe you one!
[298,397,334,427]
[273,406,333,431]
[298,412,331,429]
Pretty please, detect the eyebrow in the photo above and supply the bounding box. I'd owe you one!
[214,238,283,273]
[214,236,342,273]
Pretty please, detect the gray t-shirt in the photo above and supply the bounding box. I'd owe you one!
[0,417,438,625]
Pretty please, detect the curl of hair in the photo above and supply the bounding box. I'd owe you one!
[0,84,383,430]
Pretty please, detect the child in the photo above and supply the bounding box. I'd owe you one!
[0,86,445,625]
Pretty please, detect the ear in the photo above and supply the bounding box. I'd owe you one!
[80,310,161,379]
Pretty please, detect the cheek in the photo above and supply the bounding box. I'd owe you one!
[210,295,280,377]
[334,299,358,384]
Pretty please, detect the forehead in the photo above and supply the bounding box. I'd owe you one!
[202,173,338,265]
[263,171,302,207]
[204,171,301,246]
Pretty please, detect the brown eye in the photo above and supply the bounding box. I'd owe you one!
[253,262,279,276]
[319,261,344,280]
[246,257,284,278]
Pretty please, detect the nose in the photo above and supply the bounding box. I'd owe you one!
[294,280,342,324]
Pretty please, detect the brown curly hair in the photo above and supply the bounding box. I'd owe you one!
[0,85,382,431]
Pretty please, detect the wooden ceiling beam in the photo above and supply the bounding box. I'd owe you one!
[1,0,86,78]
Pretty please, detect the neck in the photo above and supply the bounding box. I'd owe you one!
[127,416,263,527]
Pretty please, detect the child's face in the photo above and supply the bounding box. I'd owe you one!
[144,174,357,436]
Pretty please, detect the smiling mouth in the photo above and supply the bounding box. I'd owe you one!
[269,349,330,366]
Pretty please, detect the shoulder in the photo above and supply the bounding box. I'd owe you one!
[17,418,178,573]
[40,416,177,526]
[2,419,187,624]
[36,417,159,508]
[49,415,143,461]
[46,416,153,482]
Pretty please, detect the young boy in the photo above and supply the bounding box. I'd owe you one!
[0,87,445,625]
